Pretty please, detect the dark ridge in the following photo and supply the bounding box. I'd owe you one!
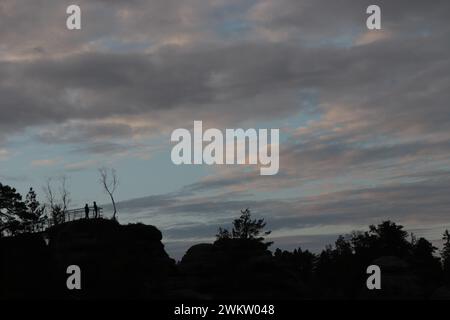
[1,217,450,299]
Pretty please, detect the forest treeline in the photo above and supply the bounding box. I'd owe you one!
[0,182,66,236]
[1,181,450,299]
[199,208,450,299]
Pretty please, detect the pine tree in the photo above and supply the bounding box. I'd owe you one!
[0,182,27,236]
[216,209,272,245]
[442,230,450,283]
[22,188,46,231]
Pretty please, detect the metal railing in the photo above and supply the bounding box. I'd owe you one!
[64,206,103,222]
[35,206,103,231]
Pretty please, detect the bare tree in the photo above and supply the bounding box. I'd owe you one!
[59,175,71,213]
[43,176,71,225]
[44,178,55,210]
[99,167,119,220]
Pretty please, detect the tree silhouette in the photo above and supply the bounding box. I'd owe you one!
[0,184,48,235]
[99,167,119,220]
[22,188,46,232]
[410,237,443,290]
[217,208,271,243]
[0,182,27,236]
[352,221,411,259]
[442,230,450,283]
[370,221,410,255]
[43,177,71,225]
[25,188,40,214]
[274,247,315,283]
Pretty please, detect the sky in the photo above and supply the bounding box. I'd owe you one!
[1,0,450,259]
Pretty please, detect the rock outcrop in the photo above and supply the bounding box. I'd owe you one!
[178,239,305,299]
[0,219,175,299]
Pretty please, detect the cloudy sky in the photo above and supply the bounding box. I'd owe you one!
[1,0,450,259]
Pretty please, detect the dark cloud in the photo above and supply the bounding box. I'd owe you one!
[71,142,131,155]
[1,0,449,142]
[249,0,450,36]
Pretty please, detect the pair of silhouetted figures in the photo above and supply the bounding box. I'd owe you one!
[84,202,99,219]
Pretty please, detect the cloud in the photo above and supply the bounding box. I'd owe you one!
[355,30,392,46]
[31,158,60,167]
[1,0,449,148]
[64,159,100,171]
[2,30,449,146]
[113,170,450,233]
[0,149,10,160]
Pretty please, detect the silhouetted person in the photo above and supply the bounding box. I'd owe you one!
[84,204,89,219]
[93,201,98,218]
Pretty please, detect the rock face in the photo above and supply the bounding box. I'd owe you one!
[0,219,175,299]
[178,239,305,299]
[48,219,175,299]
